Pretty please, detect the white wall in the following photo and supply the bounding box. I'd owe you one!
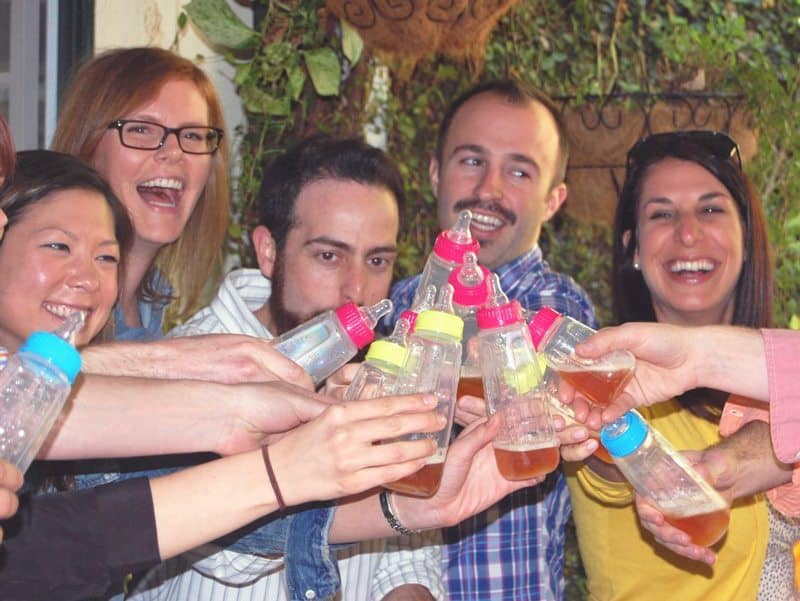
[93,0,250,153]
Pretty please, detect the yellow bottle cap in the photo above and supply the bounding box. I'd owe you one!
[365,339,407,369]
[414,309,464,341]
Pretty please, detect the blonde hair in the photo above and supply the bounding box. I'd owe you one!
[52,47,229,328]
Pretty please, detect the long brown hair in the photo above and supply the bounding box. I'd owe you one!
[52,47,230,328]
[0,113,15,185]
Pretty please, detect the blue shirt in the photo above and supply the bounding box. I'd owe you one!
[388,244,597,601]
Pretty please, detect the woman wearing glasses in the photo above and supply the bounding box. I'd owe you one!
[563,130,778,600]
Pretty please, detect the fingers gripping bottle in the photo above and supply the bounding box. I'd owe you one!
[601,411,730,547]
[343,317,411,401]
[528,307,635,408]
[410,209,480,309]
[476,274,559,480]
[0,311,84,473]
[274,299,393,386]
[384,285,464,497]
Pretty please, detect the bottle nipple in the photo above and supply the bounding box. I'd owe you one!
[483,273,509,309]
[433,283,456,314]
[388,316,411,346]
[362,298,394,328]
[52,311,86,346]
[446,209,475,244]
[455,252,483,287]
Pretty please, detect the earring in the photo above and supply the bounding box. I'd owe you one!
[633,262,641,271]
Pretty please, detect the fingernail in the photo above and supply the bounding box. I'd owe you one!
[571,428,588,441]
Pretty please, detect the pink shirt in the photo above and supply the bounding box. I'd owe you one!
[719,329,800,517]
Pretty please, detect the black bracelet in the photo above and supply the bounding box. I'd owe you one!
[262,446,287,511]
[379,489,419,535]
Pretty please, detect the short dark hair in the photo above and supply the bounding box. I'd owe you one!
[1,150,133,263]
[612,131,774,329]
[435,80,569,188]
[257,134,405,252]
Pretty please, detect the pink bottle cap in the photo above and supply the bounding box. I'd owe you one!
[399,310,419,333]
[528,306,561,349]
[432,230,480,264]
[335,302,376,349]
[476,300,525,329]
[448,265,491,307]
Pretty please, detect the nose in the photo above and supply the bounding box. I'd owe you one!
[341,264,367,306]
[155,130,184,161]
[475,165,503,203]
[675,213,704,245]
[67,255,101,293]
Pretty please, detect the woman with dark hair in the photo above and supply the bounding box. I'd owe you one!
[564,130,778,600]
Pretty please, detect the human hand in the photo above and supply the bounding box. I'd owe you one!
[268,393,445,504]
[634,494,717,565]
[454,395,486,427]
[393,416,547,530]
[215,380,335,455]
[574,323,698,422]
[83,334,315,389]
[0,459,23,541]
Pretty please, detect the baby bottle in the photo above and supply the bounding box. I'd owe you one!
[384,285,464,497]
[448,252,490,398]
[476,274,559,480]
[343,317,411,401]
[528,306,634,408]
[0,311,84,473]
[410,209,480,308]
[601,410,730,547]
[274,299,393,386]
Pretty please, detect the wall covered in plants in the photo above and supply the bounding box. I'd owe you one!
[184,0,799,328]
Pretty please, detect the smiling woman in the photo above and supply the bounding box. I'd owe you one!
[51,47,230,337]
[0,150,133,351]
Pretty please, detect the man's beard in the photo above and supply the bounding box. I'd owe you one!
[268,253,305,335]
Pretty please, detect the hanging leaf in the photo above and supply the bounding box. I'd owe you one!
[341,20,363,65]
[286,65,307,102]
[303,48,341,96]
[184,0,259,50]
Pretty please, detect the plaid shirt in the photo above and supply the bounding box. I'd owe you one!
[387,244,597,600]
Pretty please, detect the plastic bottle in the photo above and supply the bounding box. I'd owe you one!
[475,274,559,480]
[384,285,464,498]
[274,299,393,386]
[399,284,438,335]
[410,209,480,309]
[528,306,635,408]
[601,410,730,547]
[343,317,411,401]
[448,251,490,362]
[0,311,84,473]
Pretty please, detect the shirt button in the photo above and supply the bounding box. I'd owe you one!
[304,591,316,599]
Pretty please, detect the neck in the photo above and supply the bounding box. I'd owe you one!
[254,303,278,336]
[119,241,161,328]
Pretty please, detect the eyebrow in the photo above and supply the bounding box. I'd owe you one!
[305,236,398,256]
[642,191,731,207]
[451,143,540,172]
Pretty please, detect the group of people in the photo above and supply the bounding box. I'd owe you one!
[0,44,796,601]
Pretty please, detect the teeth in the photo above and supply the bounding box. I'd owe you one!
[470,213,503,228]
[670,259,714,273]
[43,304,88,320]
[139,177,183,190]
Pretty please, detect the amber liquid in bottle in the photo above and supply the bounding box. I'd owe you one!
[493,443,560,480]
[664,507,730,547]
[457,376,484,399]
[557,367,633,408]
[385,458,445,498]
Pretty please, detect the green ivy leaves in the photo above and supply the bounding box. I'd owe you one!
[184,0,259,49]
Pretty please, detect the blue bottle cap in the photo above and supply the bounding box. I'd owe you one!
[20,331,82,384]
[600,410,648,458]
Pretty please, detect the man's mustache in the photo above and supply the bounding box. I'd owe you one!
[452,199,516,226]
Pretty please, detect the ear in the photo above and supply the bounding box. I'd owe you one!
[428,156,440,193]
[543,183,568,222]
[251,225,277,278]
[621,229,639,264]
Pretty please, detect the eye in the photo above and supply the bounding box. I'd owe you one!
[125,122,154,135]
[318,251,338,263]
[461,156,483,167]
[97,253,120,264]
[368,256,394,269]
[647,209,673,221]
[509,167,530,179]
[42,242,70,252]
[700,205,725,215]
[182,130,204,142]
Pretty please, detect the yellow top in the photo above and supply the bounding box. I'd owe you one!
[566,400,768,601]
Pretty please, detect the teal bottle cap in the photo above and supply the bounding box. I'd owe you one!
[20,331,82,383]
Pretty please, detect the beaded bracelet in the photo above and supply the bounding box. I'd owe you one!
[379,489,419,535]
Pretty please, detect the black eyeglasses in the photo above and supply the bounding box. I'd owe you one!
[626,130,742,172]
[108,119,224,155]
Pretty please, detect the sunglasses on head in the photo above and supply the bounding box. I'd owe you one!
[626,130,743,172]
